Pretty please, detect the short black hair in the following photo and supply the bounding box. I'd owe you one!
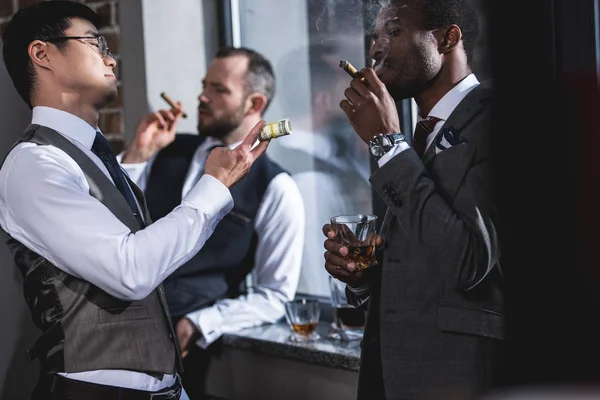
[417,0,480,66]
[215,47,276,113]
[1,1,99,108]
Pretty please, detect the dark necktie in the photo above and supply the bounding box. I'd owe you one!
[412,116,441,158]
[91,131,145,227]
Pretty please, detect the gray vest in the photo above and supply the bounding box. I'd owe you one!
[1,125,182,375]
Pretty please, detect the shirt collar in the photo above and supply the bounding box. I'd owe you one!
[421,73,480,122]
[31,106,99,149]
[199,136,241,151]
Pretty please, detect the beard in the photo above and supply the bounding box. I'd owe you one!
[381,49,441,101]
[197,103,246,140]
[386,72,439,101]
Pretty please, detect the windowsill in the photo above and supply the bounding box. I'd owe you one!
[221,321,361,372]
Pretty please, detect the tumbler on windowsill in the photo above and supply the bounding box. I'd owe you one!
[284,298,321,342]
[328,275,365,341]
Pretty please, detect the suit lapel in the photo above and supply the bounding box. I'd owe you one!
[379,81,493,243]
[426,80,493,201]
[428,142,472,202]
[422,80,492,165]
[421,133,439,165]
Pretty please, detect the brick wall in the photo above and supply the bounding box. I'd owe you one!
[0,0,125,153]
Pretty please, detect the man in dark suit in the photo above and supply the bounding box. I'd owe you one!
[323,0,504,399]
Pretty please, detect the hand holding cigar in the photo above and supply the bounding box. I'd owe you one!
[160,91,188,118]
[339,60,367,84]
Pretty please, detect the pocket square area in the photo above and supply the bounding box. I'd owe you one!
[435,127,465,154]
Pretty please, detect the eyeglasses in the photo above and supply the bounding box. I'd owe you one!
[45,35,113,59]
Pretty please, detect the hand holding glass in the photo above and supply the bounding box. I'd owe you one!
[330,214,378,271]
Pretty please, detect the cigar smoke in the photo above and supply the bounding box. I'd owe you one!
[313,0,396,35]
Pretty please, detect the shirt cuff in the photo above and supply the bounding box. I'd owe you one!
[182,175,234,220]
[377,141,411,167]
[347,282,370,297]
[120,161,147,179]
[187,306,224,349]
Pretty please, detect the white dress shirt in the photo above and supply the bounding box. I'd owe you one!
[121,136,304,348]
[349,74,481,299]
[377,74,480,167]
[0,106,234,391]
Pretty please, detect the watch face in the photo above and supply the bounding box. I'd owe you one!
[370,138,385,157]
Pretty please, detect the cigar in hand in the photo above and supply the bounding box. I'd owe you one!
[339,60,367,84]
[160,92,188,118]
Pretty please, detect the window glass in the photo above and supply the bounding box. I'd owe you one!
[238,0,372,296]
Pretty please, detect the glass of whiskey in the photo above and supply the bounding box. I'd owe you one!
[284,298,321,342]
[328,275,365,341]
[330,214,378,271]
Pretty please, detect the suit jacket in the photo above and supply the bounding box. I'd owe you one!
[350,80,505,400]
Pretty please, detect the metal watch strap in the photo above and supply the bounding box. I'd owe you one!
[388,133,406,145]
[370,133,406,161]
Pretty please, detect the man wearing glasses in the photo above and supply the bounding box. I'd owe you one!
[0,2,269,399]
[46,33,113,59]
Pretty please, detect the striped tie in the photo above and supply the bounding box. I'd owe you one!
[412,117,441,158]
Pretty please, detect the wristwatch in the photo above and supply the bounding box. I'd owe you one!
[369,133,406,161]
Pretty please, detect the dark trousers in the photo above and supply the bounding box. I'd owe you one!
[31,386,60,400]
[180,342,216,400]
[171,315,220,400]
[31,371,60,400]
[31,373,183,400]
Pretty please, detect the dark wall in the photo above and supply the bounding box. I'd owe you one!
[491,0,600,387]
[0,45,38,400]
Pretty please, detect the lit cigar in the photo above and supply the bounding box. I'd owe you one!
[339,60,366,83]
[159,92,188,118]
[259,118,292,141]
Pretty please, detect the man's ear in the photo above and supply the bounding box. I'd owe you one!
[437,24,462,54]
[28,40,52,71]
[245,93,268,116]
